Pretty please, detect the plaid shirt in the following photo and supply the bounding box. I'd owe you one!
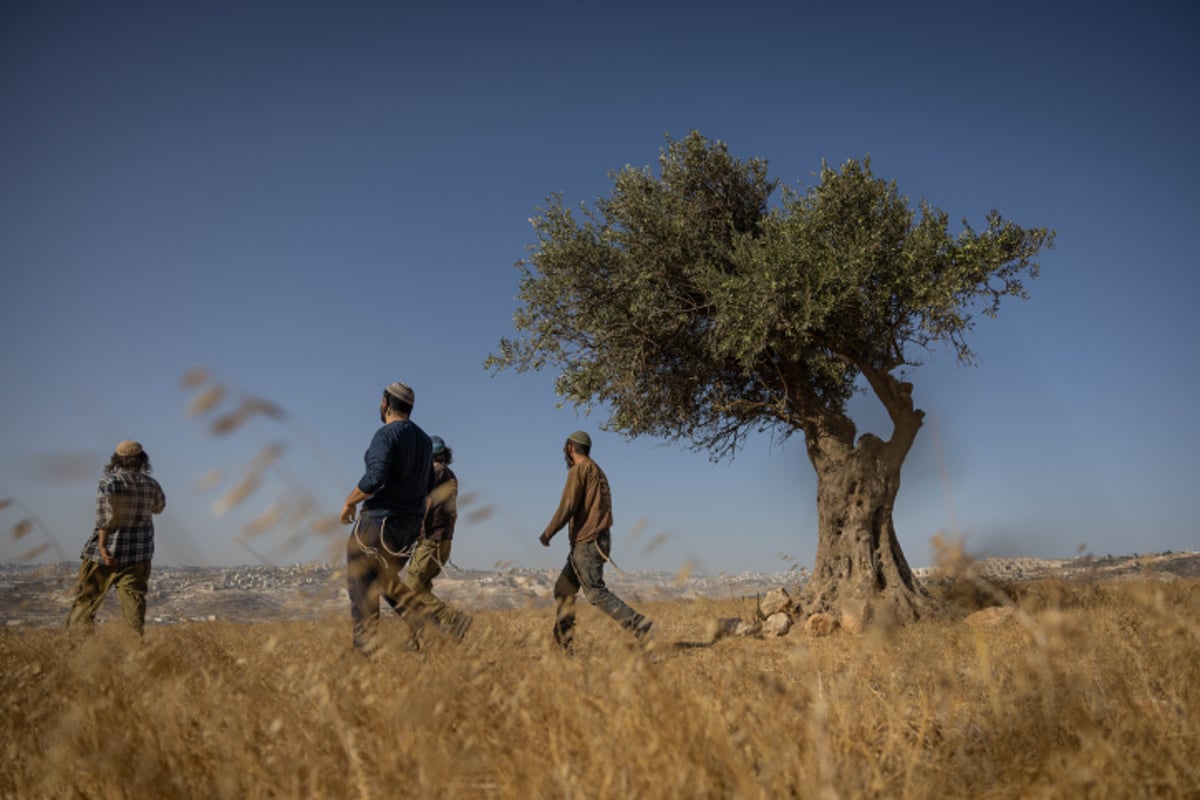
[81,468,166,566]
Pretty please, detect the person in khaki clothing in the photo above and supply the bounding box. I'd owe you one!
[399,436,472,642]
[539,431,652,653]
[66,441,166,636]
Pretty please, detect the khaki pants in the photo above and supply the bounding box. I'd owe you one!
[401,538,456,627]
[66,559,151,635]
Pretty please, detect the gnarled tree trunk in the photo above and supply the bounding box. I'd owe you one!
[797,371,940,625]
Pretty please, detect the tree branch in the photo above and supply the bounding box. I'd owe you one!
[858,362,924,463]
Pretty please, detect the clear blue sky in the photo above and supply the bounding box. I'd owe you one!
[2,1,1197,573]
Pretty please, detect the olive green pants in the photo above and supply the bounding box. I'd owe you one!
[66,559,152,635]
[401,538,457,628]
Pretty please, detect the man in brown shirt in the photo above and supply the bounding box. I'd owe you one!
[539,431,652,652]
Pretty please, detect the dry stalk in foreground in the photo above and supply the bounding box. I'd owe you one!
[2,579,1198,799]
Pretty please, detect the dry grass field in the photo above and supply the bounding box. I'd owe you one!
[3,577,1198,799]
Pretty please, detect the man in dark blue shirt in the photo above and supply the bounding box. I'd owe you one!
[341,381,433,653]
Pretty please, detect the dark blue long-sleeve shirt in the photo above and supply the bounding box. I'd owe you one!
[357,420,433,517]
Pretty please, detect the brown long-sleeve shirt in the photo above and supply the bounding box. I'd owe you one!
[542,458,612,545]
[424,462,458,542]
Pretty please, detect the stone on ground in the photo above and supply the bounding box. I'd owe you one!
[805,612,837,637]
[760,588,793,618]
[763,612,791,637]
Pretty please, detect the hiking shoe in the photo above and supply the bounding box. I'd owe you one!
[448,613,473,643]
[553,625,575,655]
[634,619,656,648]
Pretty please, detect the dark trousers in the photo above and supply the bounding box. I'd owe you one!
[553,529,647,650]
[346,513,422,651]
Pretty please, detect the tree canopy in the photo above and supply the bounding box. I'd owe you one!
[489,132,1054,462]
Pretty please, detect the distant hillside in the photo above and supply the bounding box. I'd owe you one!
[3,551,1196,628]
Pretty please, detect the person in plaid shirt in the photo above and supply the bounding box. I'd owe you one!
[66,440,166,635]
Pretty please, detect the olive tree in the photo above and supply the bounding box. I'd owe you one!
[488,132,1053,623]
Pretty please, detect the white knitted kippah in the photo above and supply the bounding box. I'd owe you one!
[385,382,415,406]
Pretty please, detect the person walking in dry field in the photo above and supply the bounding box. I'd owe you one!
[341,382,433,653]
[539,431,652,653]
[66,440,166,636]
[398,435,473,642]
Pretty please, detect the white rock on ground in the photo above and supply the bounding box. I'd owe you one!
[760,587,793,617]
[735,619,763,637]
[763,612,791,637]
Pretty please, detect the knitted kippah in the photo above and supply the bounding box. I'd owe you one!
[430,435,446,454]
[567,431,591,448]
[385,382,415,406]
[115,440,143,457]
